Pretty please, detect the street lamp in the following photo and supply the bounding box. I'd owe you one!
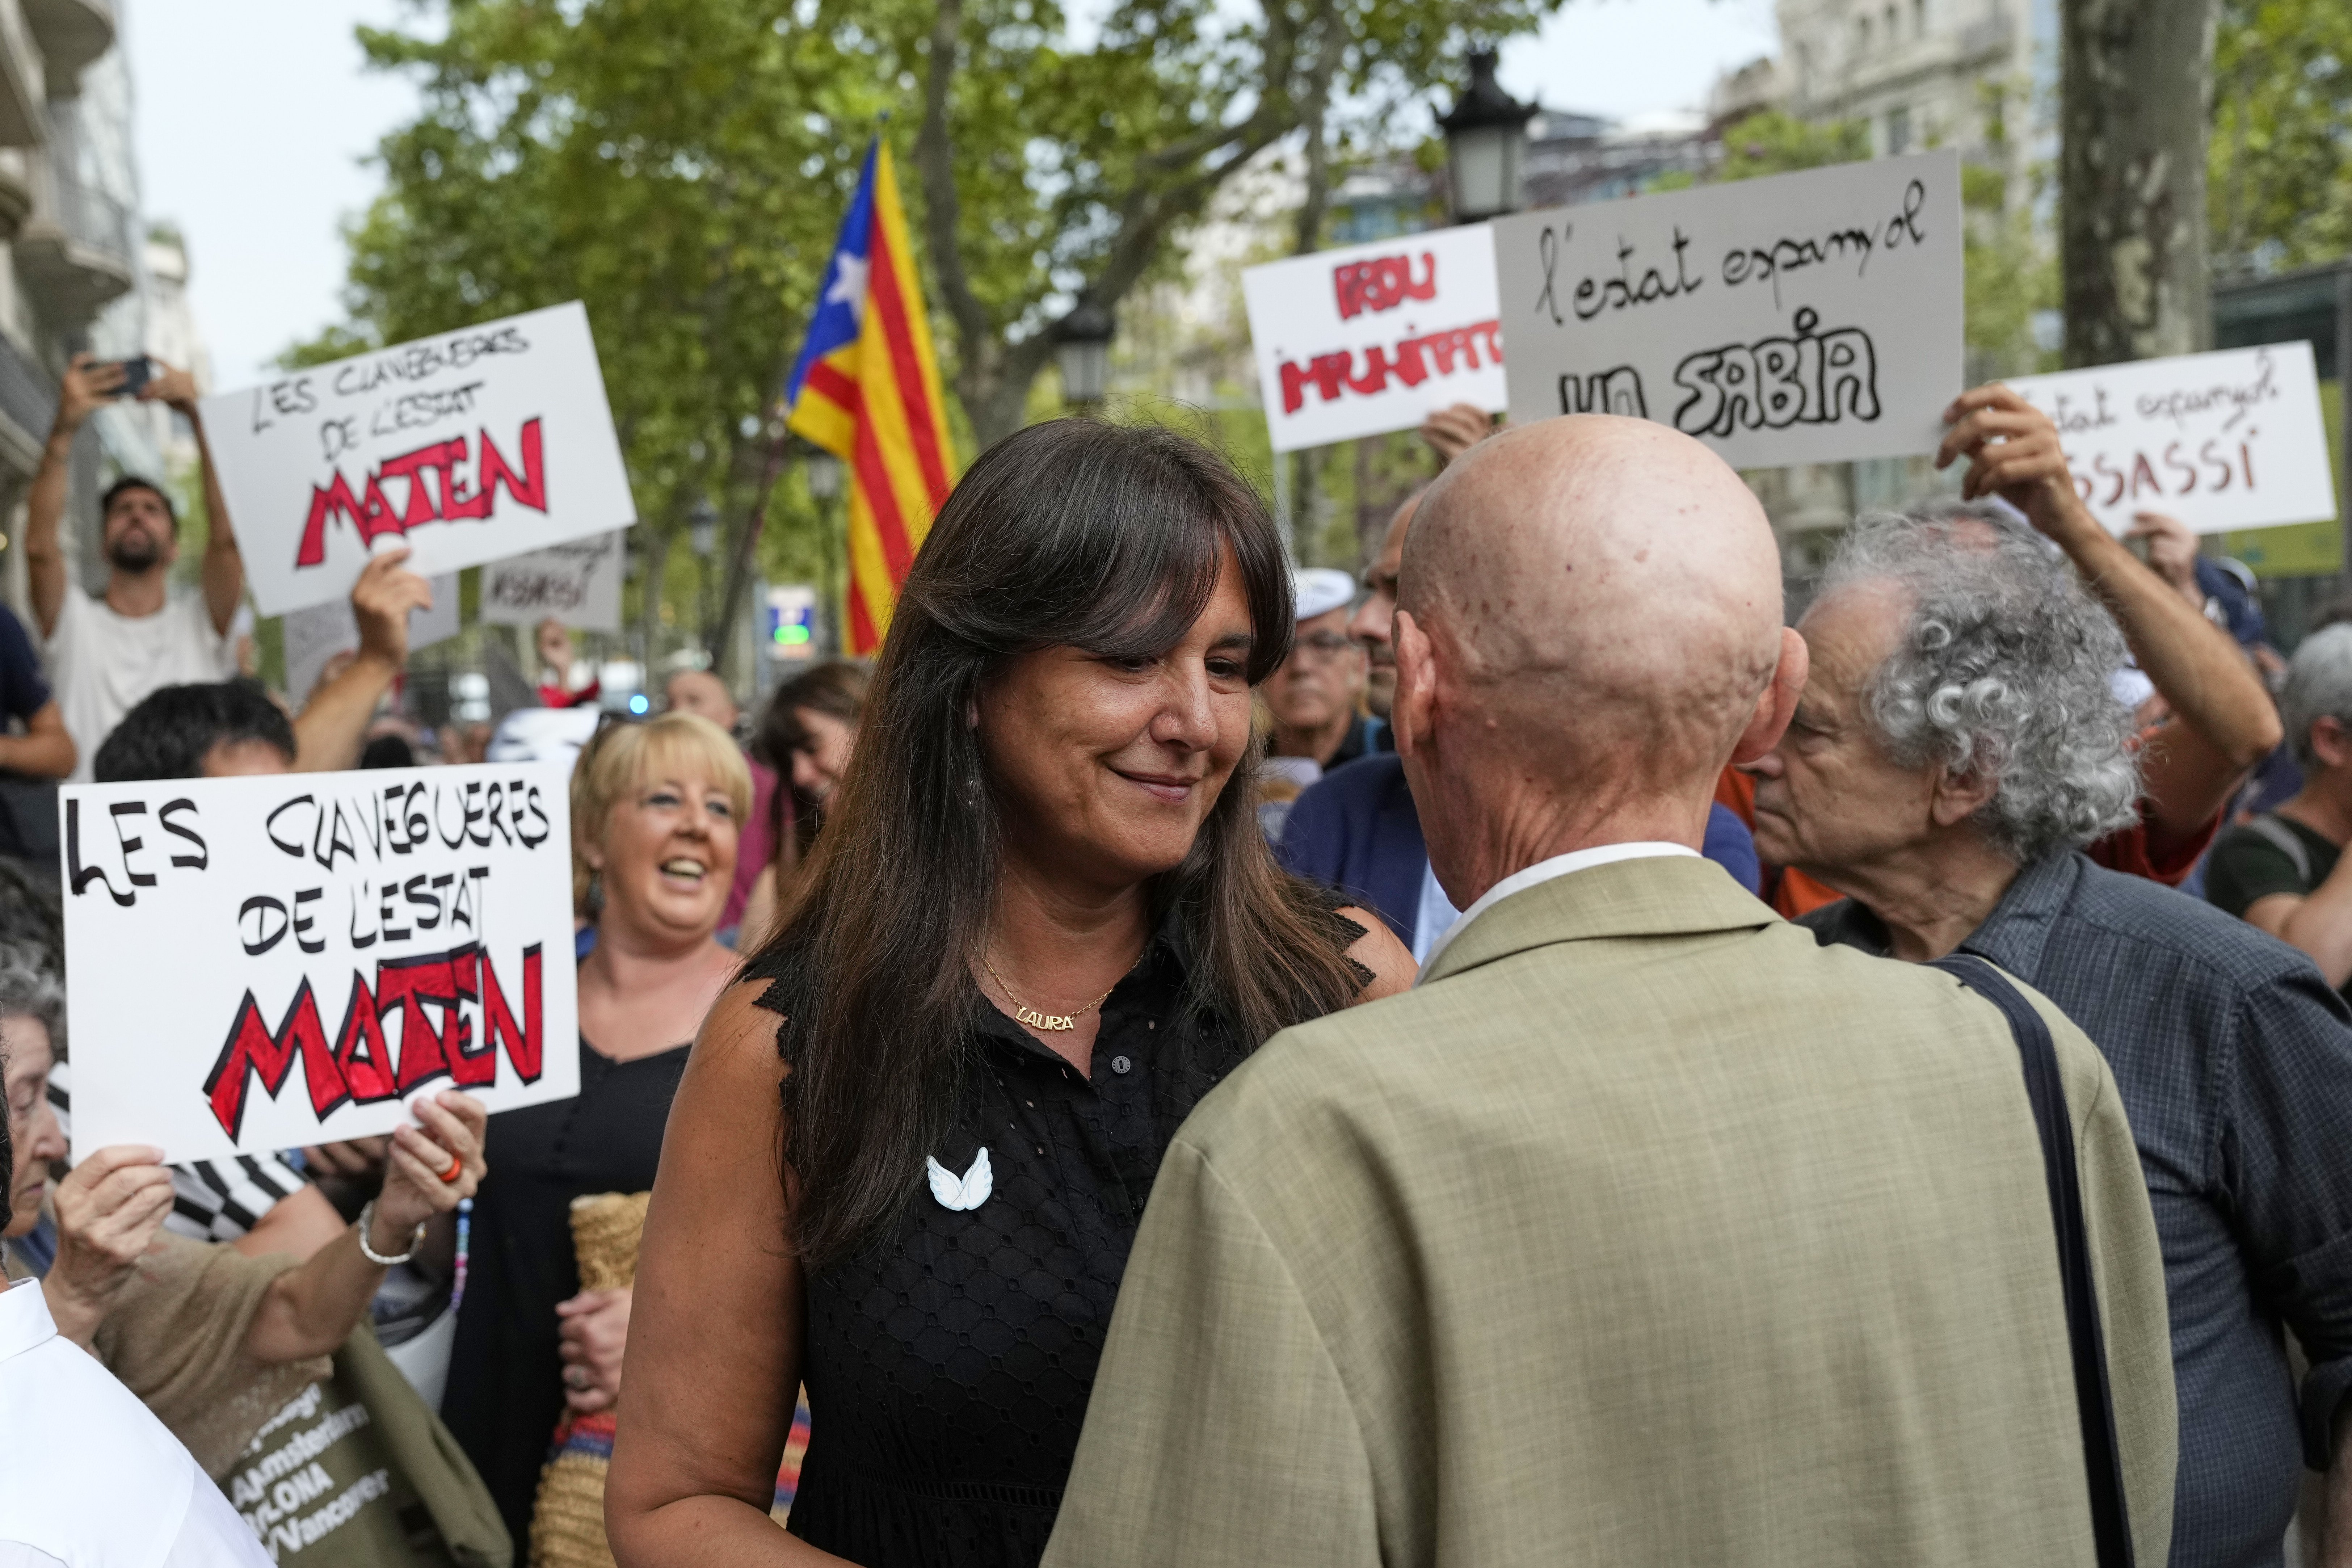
[689,497,719,560]
[1054,303,1116,412]
[1438,49,1535,224]
[804,450,844,501]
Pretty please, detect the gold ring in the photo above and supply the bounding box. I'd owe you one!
[436,1151,464,1184]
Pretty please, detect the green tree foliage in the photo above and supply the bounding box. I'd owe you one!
[304,0,1566,661]
[2210,0,2352,274]
[898,0,1564,446]
[292,1,882,668]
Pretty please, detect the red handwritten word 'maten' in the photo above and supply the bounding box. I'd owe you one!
[1333,252,1438,320]
[1280,321,1502,415]
[295,418,547,568]
[203,941,543,1141]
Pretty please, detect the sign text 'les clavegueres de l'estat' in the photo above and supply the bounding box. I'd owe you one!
[58,765,581,1161]
[202,301,637,617]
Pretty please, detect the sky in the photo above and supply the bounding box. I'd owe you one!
[126,0,1782,393]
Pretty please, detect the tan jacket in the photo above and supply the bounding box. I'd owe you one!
[1045,856,2175,1568]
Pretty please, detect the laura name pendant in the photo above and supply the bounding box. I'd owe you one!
[1015,1004,1077,1032]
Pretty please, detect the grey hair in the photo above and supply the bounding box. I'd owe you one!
[1817,498,2141,863]
[2281,623,2352,769]
[0,939,64,1059]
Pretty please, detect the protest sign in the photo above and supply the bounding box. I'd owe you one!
[2003,342,2338,534]
[203,301,636,616]
[58,763,580,1162]
[1490,150,1964,469]
[1242,224,1506,452]
[478,531,626,631]
[282,569,460,706]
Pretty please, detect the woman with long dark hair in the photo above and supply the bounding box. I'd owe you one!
[607,420,1411,1566]
[738,660,869,947]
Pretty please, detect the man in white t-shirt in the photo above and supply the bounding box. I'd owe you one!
[24,353,243,781]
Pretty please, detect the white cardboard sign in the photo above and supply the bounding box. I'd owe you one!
[1242,224,1507,452]
[59,764,580,1161]
[204,302,637,616]
[478,532,626,631]
[282,569,461,707]
[2003,342,2339,534]
[1490,150,1965,468]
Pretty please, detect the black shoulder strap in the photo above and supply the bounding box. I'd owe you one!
[1928,953,2136,1568]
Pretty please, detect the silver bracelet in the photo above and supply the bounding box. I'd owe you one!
[354,1199,424,1266]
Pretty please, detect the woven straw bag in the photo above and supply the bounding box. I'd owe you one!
[527,1191,651,1568]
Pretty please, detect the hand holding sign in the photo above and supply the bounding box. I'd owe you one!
[1937,383,2097,547]
[372,1090,488,1247]
[44,1144,174,1347]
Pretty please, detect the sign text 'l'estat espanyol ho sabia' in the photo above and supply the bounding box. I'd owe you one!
[2002,342,2340,535]
[57,764,581,1163]
[202,301,638,617]
[1242,223,1509,453]
[1490,150,1965,469]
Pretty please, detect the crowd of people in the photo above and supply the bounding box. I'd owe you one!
[1,362,2349,1568]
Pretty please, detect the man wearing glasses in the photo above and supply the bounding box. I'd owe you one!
[1267,568,1380,772]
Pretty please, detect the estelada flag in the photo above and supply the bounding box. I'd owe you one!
[784,139,957,652]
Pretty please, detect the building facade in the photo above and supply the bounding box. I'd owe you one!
[0,0,184,618]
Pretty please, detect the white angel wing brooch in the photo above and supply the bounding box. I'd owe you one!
[926,1147,993,1211]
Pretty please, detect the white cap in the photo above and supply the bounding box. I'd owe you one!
[1292,567,1356,622]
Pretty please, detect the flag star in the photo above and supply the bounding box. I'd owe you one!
[826,253,870,313]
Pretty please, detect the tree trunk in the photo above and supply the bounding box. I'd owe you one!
[2060,0,2219,366]
[636,524,669,674]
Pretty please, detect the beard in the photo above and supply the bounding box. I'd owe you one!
[105,529,164,572]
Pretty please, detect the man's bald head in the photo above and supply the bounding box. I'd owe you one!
[665,668,740,733]
[1393,415,1803,901]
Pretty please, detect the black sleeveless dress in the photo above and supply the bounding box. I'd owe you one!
[746,905,1363,1567]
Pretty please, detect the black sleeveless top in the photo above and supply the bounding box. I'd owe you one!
[746,904,1364,1568]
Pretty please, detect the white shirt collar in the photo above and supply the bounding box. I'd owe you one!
[0,1277,57,1365]
[1415,842,1698,980]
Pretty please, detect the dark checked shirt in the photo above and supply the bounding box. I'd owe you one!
[749,904,1365,1568]
[1807,851,2352,1568]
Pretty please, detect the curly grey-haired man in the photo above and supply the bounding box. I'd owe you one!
[1751,394,2352,1568]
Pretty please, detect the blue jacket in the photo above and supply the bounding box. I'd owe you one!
[1276,753,1761,949]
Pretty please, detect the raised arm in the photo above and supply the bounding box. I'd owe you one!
[608,981,846,1566]
[1940,385,2281,850]
[142,362,241,637]
[243,1093,483,1363]
[292,548,431,772]
[22,356,122,640]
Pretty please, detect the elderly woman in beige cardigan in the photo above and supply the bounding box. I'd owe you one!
[1,954,487,1474]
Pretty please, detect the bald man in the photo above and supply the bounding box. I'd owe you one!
[1045,416,2176,1568]
[1280,485,1760,959]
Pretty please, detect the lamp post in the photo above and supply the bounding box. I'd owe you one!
[805,451,846,656]
[1438,49,1535,224]
[1053,303,1116,412]
[689,497,720,664]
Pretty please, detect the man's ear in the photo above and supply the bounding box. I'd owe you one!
[1391,609,1437,760]
[1731,627,1809,765]
[1929,762,2000,828]
[2311,715,2351,772]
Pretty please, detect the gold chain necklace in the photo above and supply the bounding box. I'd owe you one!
[980,951,1135,1033]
